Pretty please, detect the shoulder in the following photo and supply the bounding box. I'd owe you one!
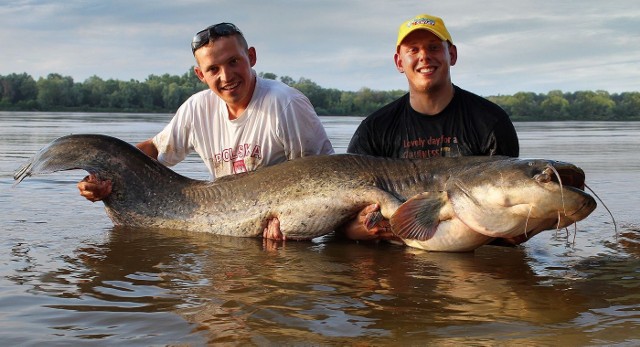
[255,77,317,122]
[172,89,216,120]
[360,93,409,128]
[450,86,514,128]
[453,86,508,117]
[185,88,215,104]
[347,94,408,155]
[178,89,218,114]
[452,86,519,156]
[256,77,305,101]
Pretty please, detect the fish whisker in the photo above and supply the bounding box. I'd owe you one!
[547,164,566,215]
[584,183,618,237]
[524,206,532,238]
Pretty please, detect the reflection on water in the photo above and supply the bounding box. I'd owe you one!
[14,226,631,345]
[1,112,640,345]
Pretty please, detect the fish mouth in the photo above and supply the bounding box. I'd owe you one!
[493,162,597,246]
[505,192,596,246]
[565,191,597,217]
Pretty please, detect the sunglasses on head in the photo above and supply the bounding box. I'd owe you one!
[191,23,243,55]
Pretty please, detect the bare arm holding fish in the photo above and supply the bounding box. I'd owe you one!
[135,138,159,159]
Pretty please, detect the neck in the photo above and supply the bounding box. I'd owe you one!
[409,83,455,115]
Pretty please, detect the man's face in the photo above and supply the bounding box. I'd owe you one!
[394,30,457,94]
[193,35,257,109]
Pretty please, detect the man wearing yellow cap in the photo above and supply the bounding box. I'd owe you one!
[339,14,520,241]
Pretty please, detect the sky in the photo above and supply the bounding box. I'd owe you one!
[1,0,638,96]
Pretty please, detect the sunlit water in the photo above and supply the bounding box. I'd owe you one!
[1,112,639,346]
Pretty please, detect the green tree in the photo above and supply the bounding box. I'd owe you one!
[162,82,194,111]
[1,70,638,119]
[540,90,570,120]
[79,75,106,107]
[291,77,325,110]
[181,68,205,93]
[511,92,542,120]
[569,90,615,120]
[36,73,76,108]
[0,73,38,104]
[259,72,277,80]
[280,75,294,86]
[145,74,171,109]
[613,92,640,120]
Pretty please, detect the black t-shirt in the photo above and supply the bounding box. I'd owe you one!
[347,86,519,158]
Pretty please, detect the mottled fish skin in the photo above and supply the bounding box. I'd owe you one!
[14,134,597,252]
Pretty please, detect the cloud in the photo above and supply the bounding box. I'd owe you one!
[1,0,638,95]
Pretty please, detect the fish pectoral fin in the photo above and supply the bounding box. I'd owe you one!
[389,191,450,241]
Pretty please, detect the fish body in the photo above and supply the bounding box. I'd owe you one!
[14,134,597,252]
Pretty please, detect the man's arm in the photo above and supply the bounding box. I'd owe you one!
[280,94,334,157]
[494,119,520,157]
[136,138,159,159]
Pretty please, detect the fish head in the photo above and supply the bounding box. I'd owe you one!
[448,158,597,239]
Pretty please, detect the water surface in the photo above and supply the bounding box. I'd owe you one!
[1,112,639,345]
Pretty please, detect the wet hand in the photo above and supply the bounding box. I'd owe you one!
[341,204,399,242]
[360,204,397,240]
[262,217,286,241]
[77,174,112,202]
[262,218,285,252]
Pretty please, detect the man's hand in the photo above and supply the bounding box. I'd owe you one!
[262,218,286,252]
[76,138,154,203]
[77,174,112,202]
[339,204,401,242]
[262,218,285,240]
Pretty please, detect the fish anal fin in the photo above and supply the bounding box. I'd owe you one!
[390,192,450,241]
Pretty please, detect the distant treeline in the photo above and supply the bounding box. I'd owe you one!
[1,71,639,120]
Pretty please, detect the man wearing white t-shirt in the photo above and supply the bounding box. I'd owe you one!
[78,23,334,239]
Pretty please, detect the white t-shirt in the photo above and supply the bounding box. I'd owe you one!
[153,76,334,180]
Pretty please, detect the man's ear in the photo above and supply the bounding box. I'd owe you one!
[193,66,206,82]
[394,52,404,73]
[248,47,257,67]
[448,44,458,66]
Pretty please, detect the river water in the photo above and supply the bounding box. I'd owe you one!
[1,111,639,346]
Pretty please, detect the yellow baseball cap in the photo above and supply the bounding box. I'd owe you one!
[396,14,453,49]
